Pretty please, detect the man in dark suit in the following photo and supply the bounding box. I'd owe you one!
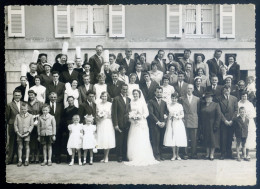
[112,84,131,162]
[78,90,96,124]
[79,63,95,85]
[179,49,194,72]
[45,71,65,103]
[148,87,169,161]
[173,71,188,99]
[107,71,124,99]
[15,76,28,102]
[134,63,145,85]
[5,89,23,164]
[121,49,136,76]
[206,75,222,101]
[218,85,238,160]
[140,72,159,102]
[89,45,104,83]
[103,62,113,85]
[60,61,79,84]
[151,50,167,73]
[206,49,224,78]
[78,74,94,104]
[48,92,64,163]
[184,63,194,84]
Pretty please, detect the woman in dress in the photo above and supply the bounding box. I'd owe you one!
[238,91,256,160]
[200,92,221,160]
[125,89,159,166]
[64,79,79,108]
[118,65,129,84]
[109,53,120,72]
[167,53,181,72]
[217,65,228,85]
[149,62,163,85]
[93,73,107,104]
[39,63,53,87]
[226,55,240,84]
[27,90,43,164]
[164,92,187,160]
[139,53,151,72]
[196,68,210,88]
[96,92,115,163]
[166,64,178,85]
[194,54,209,79]
[224,75,239,97]
[161,75,175,104]
[52,54,68,74]
[29,75,46,103]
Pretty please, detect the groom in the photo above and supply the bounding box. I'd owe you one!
[112,84,131,162]
[148,87,168,161]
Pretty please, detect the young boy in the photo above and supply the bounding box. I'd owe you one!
[233,107,249,161]
[14,103,34,167]
[37,104,56,166]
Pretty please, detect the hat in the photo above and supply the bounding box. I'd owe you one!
[27,89,37,96]
[220,65,228,70]
[203,91,214,99]
[66,60,75,64]
[103,50,109,63]
[75,46,81,59]
[43,63,52,68]
[194,76,202,81]
[84,114,94,122]
[62,42,69,55]
[223,75,233,80]
[31,50,40,63]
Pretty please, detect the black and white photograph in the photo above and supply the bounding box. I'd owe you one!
[4,3,257,185]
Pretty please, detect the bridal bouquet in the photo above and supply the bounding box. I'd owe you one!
[170,111,180,120]
[97,110,107,119]
[129,110,142,120]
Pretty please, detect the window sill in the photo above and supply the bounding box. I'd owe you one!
[73,34,106,38]
[184,35,215,39]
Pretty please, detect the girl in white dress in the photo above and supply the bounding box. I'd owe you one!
[161,75,175,104]
[93,73,107,105]
[67,115,83,166]
[96,92,115,163]
[29,75,46,103]
[118,65,129,84]
[64,79,79,108]
[82,115,97,165]
[238,91,256,160]
[164,92,187,160]
[125,89,159,166]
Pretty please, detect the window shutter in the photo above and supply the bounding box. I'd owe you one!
[109,5,125,37]
[54,5,71,38]
[220,4,235,38]
[7,6,25,37]
[166,5,182,38]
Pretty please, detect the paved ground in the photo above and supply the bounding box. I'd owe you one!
[6,157,256,185]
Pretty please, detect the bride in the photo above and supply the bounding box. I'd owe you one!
[124,89,159,166]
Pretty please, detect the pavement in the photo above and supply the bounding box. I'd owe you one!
[6,155,256,185]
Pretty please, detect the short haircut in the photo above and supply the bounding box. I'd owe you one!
[151,62,158,68]
[72,114,80,120]
[67,96,75,101]
[187,84,194,89]
[118,65,126,72]
[239,106,246,112]
[240,91,248,96]
[177,70,185,75]
[158,49,164,54]
[21,103,28,109]
[20,76,27,80]
[129,73,137,78]
[83,63,91,68]
[155,86,163,92]
[52,71,60,76]
[167,53,175,59]
[29,62,37,67]
[109,53,116,59]
[125,49,132,53]
[171,92,179,98]
[197,67,205,75]
[34,75,41,81]
[100,91,110,99]
[168,64,176,70]
[238,80,245,85]
[82,74,90,79]
[228,55,236,61]
[184,49,191,53]
[49,92,57,96]
[135,63,142,67]
[132,89,141,97]
[139,53,146,58]
[162,75,170,82]
[121,83,128,89]
[211,74,218,79]
[42,104,50,110]
[86,90,95,96]
[96,73,106,80]
[143,71,150,76]
[13,89,22,95]
[223,84,231,90]
[111,71,119,75]
[215,49,222,54]
[28,89,37,96]
[96,45,103,49]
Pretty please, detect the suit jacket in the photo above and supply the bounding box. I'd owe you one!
[78,101,96,124]
[79,71,95,85]
[173,82,189,97]
[5,101,22,125]
[74,67,84,74]
[89,54,104,81]
[121,58,136,76]
[206,85,223,101]
[26,72,37,88]
[112,95,131,129]
[218,95,238,122]
[226,62,240,84]
[46,82,65,103]
[233,116,249,138]
[78,84,94,104]
[179,58,194,72]
[15,85,26,102]
[104,70,113,85]
[193,86,206,98]
[181,95,200,128]
[49,101,63,130]
[140,80,159,102]
[107,80,124,99]
[184,71,194,84]
[148,98,168,126]
[135,72,145,85]
[207,58,224,77]
[60,70,79,84]
[151,59,167,73]
[40,73,53,87]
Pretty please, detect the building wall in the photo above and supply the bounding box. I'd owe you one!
[5,4,255,103]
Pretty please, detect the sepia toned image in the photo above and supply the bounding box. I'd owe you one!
[5,4,256,185]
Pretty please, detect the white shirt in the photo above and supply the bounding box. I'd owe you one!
[85,84,90,91]
[121,94,127,104]
[214,57,220,66]
[178,81,183,88]
[187,94,193,104]
[68,69,73,75]
[87,100,93,107]
[125,58,130,66]
[14,100,20,112]
[50,101,56,113]
[157,58,163,67]
[227,63,233,71]
[212,84,217,90]
[136,71,141,80]
[146,81,151,88]
[96,54,102,62]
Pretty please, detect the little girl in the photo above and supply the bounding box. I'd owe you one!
[82,115,97,165]
[67,114,83,166]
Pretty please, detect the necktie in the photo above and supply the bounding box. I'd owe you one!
[54,81,57,89]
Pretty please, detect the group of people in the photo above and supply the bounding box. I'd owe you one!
[5,46,256,167]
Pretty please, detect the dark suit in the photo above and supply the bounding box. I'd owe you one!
[173,81,189,98]
[78,101,96,124]
[226,62,240,84]
[233,116,249,139]
[207,58,224,78]
[206,85,223,102]
[193,86,206,98]
[179,58,194,72]
[15,85,26,102]
[74,67,84,74]
[78,84,94,104]
[79,71,95,85]
[26,72,37,88]
[218,95,238,157]
[184,71,194,84]
[46,82,65,103]
[51,62,68,74]
[40,73,53,87]
[5,101,22,163]
[60,70,79,84]
[112,95,131,160]
[140,80,159,102]
[107,80,124,99]
[89,54,104,83]
[135,72,145,85]
[49,101,63,160]
[148,98,168,159]
[151,59,167,73]
[121,58,136,76]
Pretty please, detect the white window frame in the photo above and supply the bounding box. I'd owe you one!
[109,5,125,38]
[184,5,215,38]
[74,5,106,36]
[166,5,182,38]
[220,4,235,39]
[54,5,71,38]
[7,6,25,37]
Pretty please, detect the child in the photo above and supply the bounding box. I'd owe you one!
[67,114,83,166]
[82,115,97,165]
[233,107,249,161]
[37,104,56,166]
[14,103,34,167]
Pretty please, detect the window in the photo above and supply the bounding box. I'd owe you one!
[54,6,71,38]
[74,5,106,36]
[184,5,214,37]
[7,6,25,37]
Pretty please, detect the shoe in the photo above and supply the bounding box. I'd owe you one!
[100,159,105,163]
[237,158,241,162]
[104,159,108,163]
[41,161,47,166]
[69,161,74,166]
[79,161,82,166]
[219,156,225,160]
[17,161,22,167]
[171,157,176,161]
[244,158,250,161]
[160,157,165,161]
[89,161,93,165]
[48,161,52,166]
[55,159,61,164]
[35,161,39,164]
[24,161,29,166]
[177,157,182,161]
[30,160,35,164]
[210,157,214,161]
[83,161,86,165]
[117,157,122,163]
[155,157,161,161]
[191,155,198,159]
[183,156,188,160]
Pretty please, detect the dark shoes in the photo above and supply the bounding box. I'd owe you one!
[220,156,225,160]
[160,157,165,161]
[41,161,47,166]
[17,161,22,167]
[55,159,61,164]
[183,156,188,160]
[191,155,198,159]
[24,161,29,166]
[117,157,122,163]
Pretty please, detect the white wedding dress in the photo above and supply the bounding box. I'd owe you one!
[124,99,159,166]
